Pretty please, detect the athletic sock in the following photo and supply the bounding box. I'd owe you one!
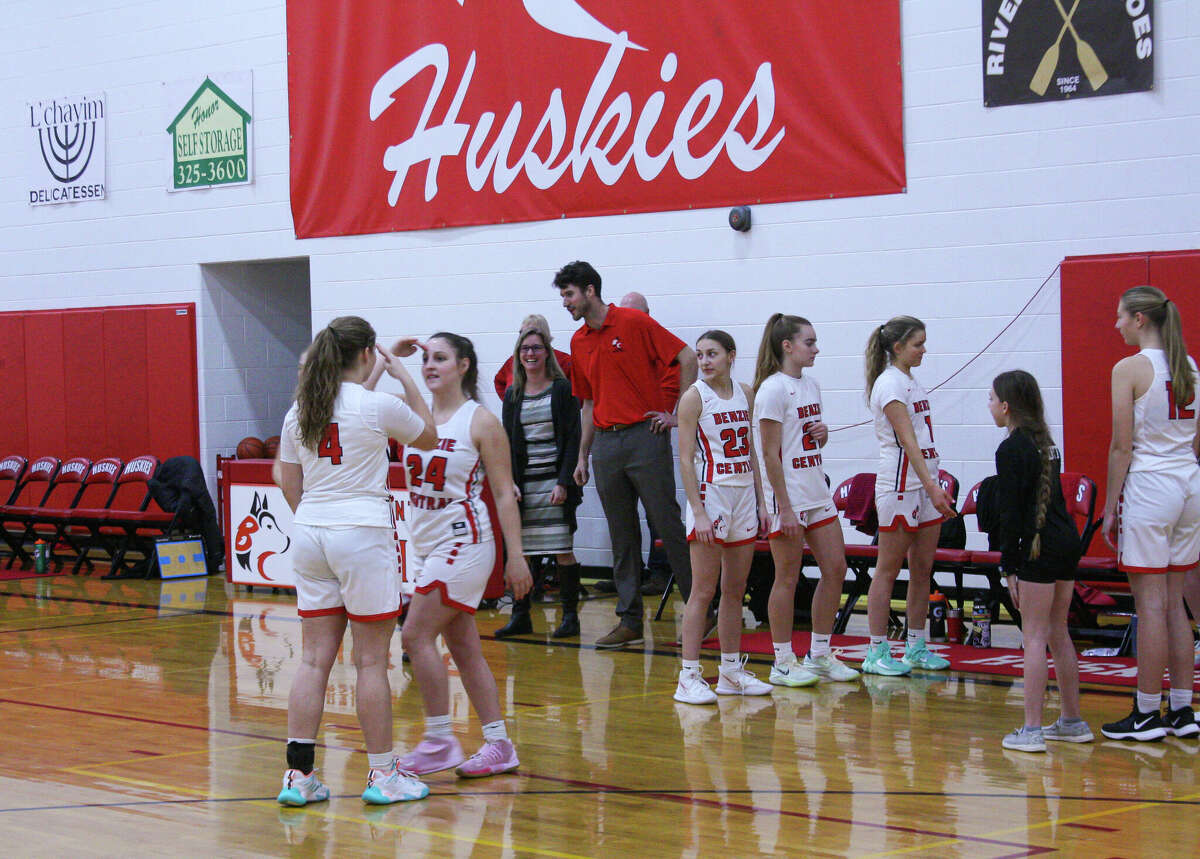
[1136,690,1161,714]
[1169,687,1193,711]
[481,720,508,743]
[720,652,740,671]
[367,751,394,770]
[869,635,885,648]
[425,714,453,738]
[286,739,316,774]
[681,659,702,674]
[772,641,794,665]
[810,633,831,658]
[907,630,923,648]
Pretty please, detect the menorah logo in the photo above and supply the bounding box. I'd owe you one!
[37,119,98,183]
[26,94,105,202]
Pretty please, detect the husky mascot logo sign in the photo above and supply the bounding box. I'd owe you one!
[234,492,291,581]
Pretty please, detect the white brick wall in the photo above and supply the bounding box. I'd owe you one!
[2,1,1197,565]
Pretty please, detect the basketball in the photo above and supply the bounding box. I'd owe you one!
[263,435,281,459]
[236,436,265,459]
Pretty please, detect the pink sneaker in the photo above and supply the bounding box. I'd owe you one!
[455,739,520,778]
[396,735,465,775]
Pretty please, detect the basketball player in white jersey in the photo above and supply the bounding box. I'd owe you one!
[275,316,438,807]
[1101,286,1199,741]
[753,314,860,687]
[863,316,956,677]
[673,330,772,704]
[398,332,534,777]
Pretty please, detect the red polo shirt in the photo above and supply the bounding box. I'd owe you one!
[570,305,686,428]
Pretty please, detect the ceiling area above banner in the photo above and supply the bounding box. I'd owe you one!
[286,0,904,238]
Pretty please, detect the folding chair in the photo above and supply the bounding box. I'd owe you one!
[11,457,90,571]
[831,473,882,634]
[56,458,124,573]
[1059,472,1130,652]
[931,469,972,609]
[0,455,27,505]
[960,481,1022,628]
[0,456,28,562]
[1,456,61,568]
[92,456,180,579]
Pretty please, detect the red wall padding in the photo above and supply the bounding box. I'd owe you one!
[0,303,199,468]
[1061,250,1200,554]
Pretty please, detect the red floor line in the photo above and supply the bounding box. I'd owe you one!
[522,772,1051,851]
[1061,821,1120,832]
[0,697,353,753]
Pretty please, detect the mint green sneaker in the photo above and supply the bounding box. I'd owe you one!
[861,641,911,676]
[901,638,950,670]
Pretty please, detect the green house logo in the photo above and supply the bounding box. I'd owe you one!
[167,77,250,190]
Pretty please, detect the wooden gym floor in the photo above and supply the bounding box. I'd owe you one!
[0,573,1196,857]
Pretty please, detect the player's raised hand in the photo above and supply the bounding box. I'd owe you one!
[390,337,428,358]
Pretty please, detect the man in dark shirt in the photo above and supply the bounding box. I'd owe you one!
[555,261,698,648]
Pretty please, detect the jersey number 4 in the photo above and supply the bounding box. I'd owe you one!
[406,454,448,492]
[1166,382,1196,420]
[318,423,343,465]
[719,426,750,458]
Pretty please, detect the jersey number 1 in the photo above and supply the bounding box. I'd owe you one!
[1166,382,1196,420]
[318,423,343,465]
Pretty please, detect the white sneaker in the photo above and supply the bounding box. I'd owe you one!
[715,656,773,696]
[673,668,717,705]
[277,769,330,807]
[1193,639,1199,667]
[769,655,820,688]
[362,760,430,804]
[803,652,861,682]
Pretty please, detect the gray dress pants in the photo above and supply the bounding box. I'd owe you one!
[591,422,692,630]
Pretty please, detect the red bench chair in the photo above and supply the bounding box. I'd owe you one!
[1,456,62,568]
[0,455,29,561]
[9,457,91,571]
[52,458,124,574]
[95,456,180,579]
[66,456,178,578]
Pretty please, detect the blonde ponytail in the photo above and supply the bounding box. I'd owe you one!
[1121,286,1194,409]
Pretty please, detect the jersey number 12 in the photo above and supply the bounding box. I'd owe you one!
[1166,382,1196,420]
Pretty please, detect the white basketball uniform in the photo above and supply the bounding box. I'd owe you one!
[753,372,837,536]
[1118,349,1200,573]
[278,382,428,621]
[870,366,942,531]
[405,400,496,612]
[686,380,758,545]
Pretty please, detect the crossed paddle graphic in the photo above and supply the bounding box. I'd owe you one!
[1030,0,1109,95]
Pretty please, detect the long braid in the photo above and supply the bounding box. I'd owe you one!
[1029,429,1056,561]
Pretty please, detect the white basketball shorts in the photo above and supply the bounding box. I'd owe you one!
[292,524,401,622]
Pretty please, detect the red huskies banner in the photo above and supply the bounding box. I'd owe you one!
[286,1,904,238]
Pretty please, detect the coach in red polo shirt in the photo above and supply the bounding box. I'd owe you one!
[554,260,698,648]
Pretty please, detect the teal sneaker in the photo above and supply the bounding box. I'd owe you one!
[901,638,950,670]
[861,641,911,676]
[277,769,330,807]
